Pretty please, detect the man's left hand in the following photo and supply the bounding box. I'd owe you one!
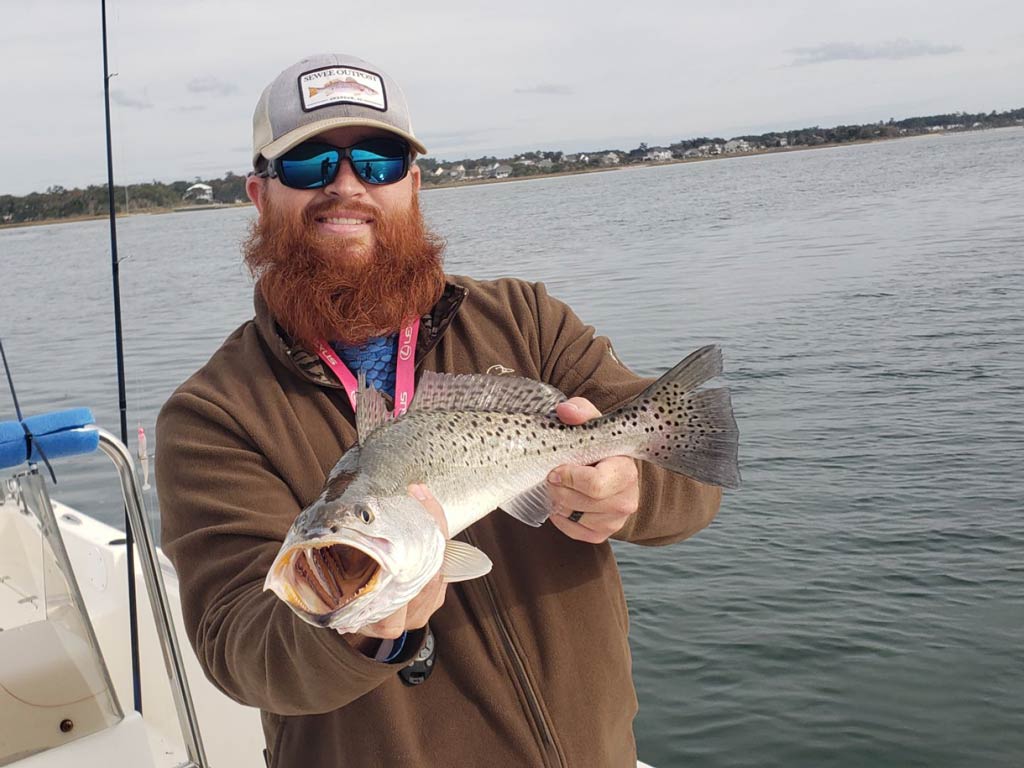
[547,398,639,544]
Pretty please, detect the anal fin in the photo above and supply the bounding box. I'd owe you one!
[498,481,554,527]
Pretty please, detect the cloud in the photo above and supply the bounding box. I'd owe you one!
[186,75,238,96]
[789,39,963,66]
[173,105,207,113]
[513,83,574,95]
[111,90,153,109]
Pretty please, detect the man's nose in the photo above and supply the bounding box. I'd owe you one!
[322,158,366,198]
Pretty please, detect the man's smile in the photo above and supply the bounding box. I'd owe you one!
[316,210,374,236]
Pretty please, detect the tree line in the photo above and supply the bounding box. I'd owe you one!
[1,173,248,225]
[3,108,1022,225]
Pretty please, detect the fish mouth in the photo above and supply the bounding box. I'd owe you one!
[266,540,385,620]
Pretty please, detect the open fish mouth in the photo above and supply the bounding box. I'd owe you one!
[269,542,383,618]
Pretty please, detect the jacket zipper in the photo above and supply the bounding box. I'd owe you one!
[464,530,563,768]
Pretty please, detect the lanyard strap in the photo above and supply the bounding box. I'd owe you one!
[313,318,420,417]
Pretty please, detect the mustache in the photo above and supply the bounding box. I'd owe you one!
[303,198,381,226]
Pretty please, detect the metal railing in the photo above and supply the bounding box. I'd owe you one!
[95,427,209,768]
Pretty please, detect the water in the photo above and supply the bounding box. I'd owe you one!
[3,128,1023,766]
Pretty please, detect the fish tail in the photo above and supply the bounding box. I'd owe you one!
[626,345,741,488]
[308,86,320,97]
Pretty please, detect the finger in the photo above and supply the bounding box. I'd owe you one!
[549,484,639,518]
[549,511,617,544]
[555,397,602,425]
[548,456,638,501]
[409,483,450,537]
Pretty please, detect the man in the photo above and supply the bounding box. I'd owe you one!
[157,53,721,767]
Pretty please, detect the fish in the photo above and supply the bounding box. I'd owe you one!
[264,345,740,634]
[307,77,379,99]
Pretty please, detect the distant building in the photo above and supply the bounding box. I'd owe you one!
[599,152,620,166]
[643,149,673,162]
[183,183,213,203]
[490,164,513,179]
[723,139,751,153]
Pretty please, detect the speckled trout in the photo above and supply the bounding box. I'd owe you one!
[265,345,740,633]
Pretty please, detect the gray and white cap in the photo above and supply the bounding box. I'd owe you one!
[251,53,427,168]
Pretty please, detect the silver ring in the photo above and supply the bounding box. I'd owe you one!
[568,510,584,523]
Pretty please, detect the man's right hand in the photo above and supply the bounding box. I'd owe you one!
[339,483,448,650]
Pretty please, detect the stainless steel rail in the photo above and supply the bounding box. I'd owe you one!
[96,427,210,768]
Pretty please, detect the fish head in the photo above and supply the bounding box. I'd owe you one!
[264,493,446,634]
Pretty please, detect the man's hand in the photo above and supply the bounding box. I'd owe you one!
[339,484,448,648]
[547,398,640,544]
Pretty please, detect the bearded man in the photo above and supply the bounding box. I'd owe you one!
[157,54,721,768]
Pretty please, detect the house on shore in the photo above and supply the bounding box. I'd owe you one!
[183,183,213,203]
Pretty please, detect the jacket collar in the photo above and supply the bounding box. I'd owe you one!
[254,279,468,388]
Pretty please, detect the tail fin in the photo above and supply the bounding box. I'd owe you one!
[630,345,741,489]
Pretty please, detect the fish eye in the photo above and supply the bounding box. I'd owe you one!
[355,505,374,524]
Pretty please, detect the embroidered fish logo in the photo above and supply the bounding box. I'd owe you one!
[486,364,515,376]
[308,77,380,99]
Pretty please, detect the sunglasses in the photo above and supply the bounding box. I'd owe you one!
[257,137,411,189]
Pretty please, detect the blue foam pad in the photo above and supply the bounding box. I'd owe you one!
[0,408,98,470]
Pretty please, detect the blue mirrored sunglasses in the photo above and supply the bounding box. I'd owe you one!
[257,137,411,189]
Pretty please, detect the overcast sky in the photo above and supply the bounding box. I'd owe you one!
[2,0,1022,195]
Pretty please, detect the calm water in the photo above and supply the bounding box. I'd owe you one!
[3,128,1023,767]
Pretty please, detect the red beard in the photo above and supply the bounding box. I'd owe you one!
[243,194,446,347]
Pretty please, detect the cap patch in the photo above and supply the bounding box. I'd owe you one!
[298,66,387,113]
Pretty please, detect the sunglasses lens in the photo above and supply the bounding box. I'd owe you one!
[350,138,409,185]
[278,144,341,189]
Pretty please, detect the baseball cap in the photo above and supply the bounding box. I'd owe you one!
[252,54,427,168]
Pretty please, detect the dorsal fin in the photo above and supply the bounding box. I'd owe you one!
[356,372,391,444]
[411,371,566,414]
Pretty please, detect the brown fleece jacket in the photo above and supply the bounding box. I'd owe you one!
[156,276,721,768]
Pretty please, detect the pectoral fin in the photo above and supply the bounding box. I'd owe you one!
[441,540,493,583]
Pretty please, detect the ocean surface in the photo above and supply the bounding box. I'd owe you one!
[2,128,1022,767]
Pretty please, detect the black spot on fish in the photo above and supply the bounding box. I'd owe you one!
[324,469,357,503]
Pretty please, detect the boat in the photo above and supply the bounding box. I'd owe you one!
[0,414,263,767]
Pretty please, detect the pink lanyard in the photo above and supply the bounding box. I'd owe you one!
[313,319,420,417]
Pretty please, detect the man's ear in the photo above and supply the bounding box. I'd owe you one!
[410,163,421,194]
[246,174,265,213]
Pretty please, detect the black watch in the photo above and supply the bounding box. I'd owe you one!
[398,625,437,686]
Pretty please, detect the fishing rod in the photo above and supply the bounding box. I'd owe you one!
[101,0,143,715]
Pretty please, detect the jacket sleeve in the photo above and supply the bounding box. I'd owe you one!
[156,389,419,716]
[527,281,723,545]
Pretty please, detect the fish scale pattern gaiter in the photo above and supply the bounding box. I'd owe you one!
[332,335,398,396]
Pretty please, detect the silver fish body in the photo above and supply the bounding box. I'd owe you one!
[265,345,740,634]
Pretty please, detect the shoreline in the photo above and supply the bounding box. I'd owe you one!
[3,127,1017,229]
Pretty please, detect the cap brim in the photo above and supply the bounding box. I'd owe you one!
[257,117,428,164]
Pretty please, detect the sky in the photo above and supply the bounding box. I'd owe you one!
[1,0,1022,196]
